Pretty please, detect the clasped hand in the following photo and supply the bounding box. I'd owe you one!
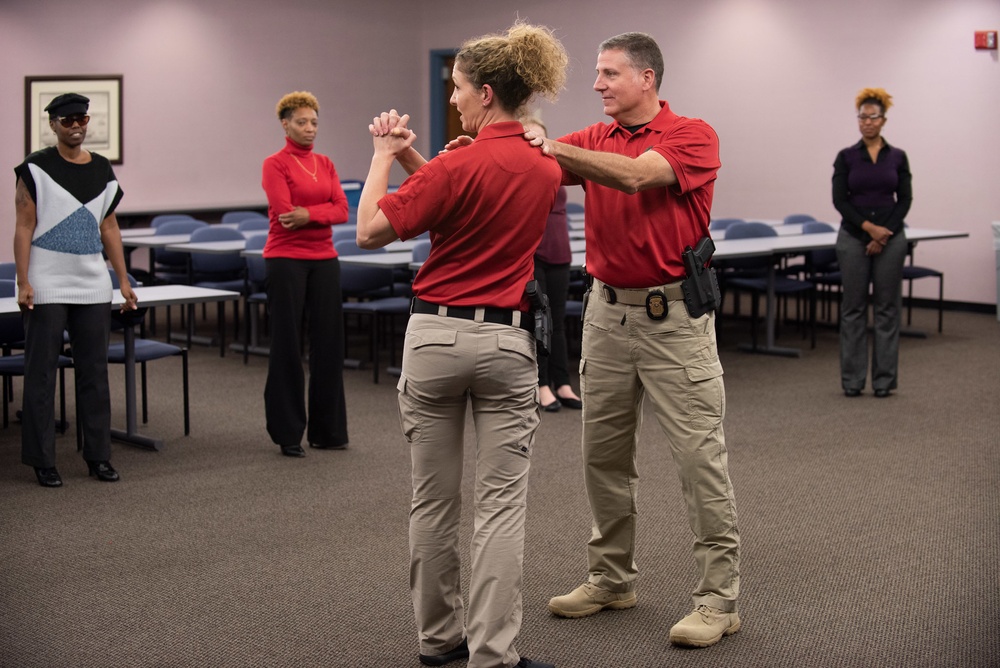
[370,109,417,156]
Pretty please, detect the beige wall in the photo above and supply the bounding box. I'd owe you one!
[2,0,998,304]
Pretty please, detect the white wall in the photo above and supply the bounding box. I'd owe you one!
[2,0,998,305]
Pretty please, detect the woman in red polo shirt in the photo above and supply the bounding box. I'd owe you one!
[356,22,567,668]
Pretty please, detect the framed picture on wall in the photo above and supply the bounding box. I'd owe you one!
[24,75,123,163]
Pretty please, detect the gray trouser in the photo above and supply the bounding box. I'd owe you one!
[580,282,740,612]
[21,302,111,468]
[398,313,539,668]
[835,228,907,392]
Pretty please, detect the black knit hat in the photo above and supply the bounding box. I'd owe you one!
[44,93,90,119]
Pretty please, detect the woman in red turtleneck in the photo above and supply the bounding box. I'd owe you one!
[261,91,350,457]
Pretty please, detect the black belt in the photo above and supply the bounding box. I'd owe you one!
[411,297,533,333]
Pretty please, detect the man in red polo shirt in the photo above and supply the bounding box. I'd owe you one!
[534,32,742,649]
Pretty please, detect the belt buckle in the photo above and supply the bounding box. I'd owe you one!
[646,290,668,320]
[602,284,617,305]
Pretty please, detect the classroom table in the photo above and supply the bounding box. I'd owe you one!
[0,285,240,451]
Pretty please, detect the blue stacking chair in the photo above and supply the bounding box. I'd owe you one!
[724,222,817,349]
[242,234,269,364]
[783,213,817,225]
[152,219,208,284]
[336,239,411,383]
[0,279,70,431]
[108,273,189,435]
[221,210,266,225]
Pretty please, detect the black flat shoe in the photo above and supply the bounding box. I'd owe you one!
[419,638,469,666]
[844,388,862,397]
[280,445,306,457]
[87,461,120,482]
[541,399,561,413]
[309,442,348,450]
[34,467,63,488]
[874,389,891,398]
[516,659,555,668]
[557,396,582,410]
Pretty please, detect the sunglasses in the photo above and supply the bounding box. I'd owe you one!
[56,114,90,128]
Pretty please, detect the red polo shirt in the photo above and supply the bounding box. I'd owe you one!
[379,121,561,311]
[559,101,720,287]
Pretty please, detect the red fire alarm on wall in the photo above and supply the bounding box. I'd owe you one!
[974,31,997,50]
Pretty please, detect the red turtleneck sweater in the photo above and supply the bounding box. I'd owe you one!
[261,137,350,260]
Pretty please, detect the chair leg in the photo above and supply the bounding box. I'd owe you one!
[372,313,380,384]
[749,293,759,350]
[58,367,66,434]
[181,349,190,435]
[2,374,8,428]
[906,277,914,326]
[141,361,149,424]
[937,275,944,333]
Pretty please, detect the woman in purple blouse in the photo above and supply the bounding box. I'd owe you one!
[832,88,912,399]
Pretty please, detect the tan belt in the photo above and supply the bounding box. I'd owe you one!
[595,278,684,306]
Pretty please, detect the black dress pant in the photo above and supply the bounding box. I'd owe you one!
[533,258,572,389]
[21,303,111,468]
[264,257,348,448]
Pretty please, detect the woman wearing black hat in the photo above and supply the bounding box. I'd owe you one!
[13,92,138,487]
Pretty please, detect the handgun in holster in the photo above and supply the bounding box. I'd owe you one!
[525,280,552,356]
[681,236,721,318]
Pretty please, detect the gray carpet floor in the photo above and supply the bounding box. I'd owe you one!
[1,306,998,668]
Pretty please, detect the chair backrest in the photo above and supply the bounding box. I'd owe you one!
[783,213,816,225]
[724,221,778,271]
[0,262,16,281]
[724,221,778,240]
[189,226,246,276]
[411,239,432,264]
[244,233,268,287]
[334,239,393,296]
[221,210,266,225]
[237,218,270,232]
[333,227,357,244]
[150,214,197,228]
[154,219,209,266]
[710,218,745,232]
[0,279,24,347]
[340,179,364,208]
[801,221,837,267]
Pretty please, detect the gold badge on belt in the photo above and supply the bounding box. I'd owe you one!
[645,290,668,320]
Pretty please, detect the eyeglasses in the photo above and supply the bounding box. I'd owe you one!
[857,114,884,122]
[56,114,90,128]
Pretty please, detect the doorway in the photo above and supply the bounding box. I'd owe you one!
[429,49,474,152]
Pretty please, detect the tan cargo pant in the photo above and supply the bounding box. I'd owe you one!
[397,314,540,668]
[580,281,740,612]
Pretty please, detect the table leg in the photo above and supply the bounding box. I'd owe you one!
[109,324,163,451]
[738,260,801,357]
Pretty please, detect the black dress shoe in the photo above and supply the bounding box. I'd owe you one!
[556,395,582,410]
[34,467,63,488]
[419,638,469,666]
[280,444,306,457]
[87,461,120,482]
[843,388,861,397]
[309,441,348,450]
[517,658,555,668]
[874,388,891,398]
[541,399,561,413]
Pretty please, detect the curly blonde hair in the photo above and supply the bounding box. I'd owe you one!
[456,20,568,114]
[855,87,893,113]
[276,91,319,120]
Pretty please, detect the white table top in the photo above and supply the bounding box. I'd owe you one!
[119,227,158,238]
[164,240,250,254]
[0,285,240,316]
[123,230,264,248]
